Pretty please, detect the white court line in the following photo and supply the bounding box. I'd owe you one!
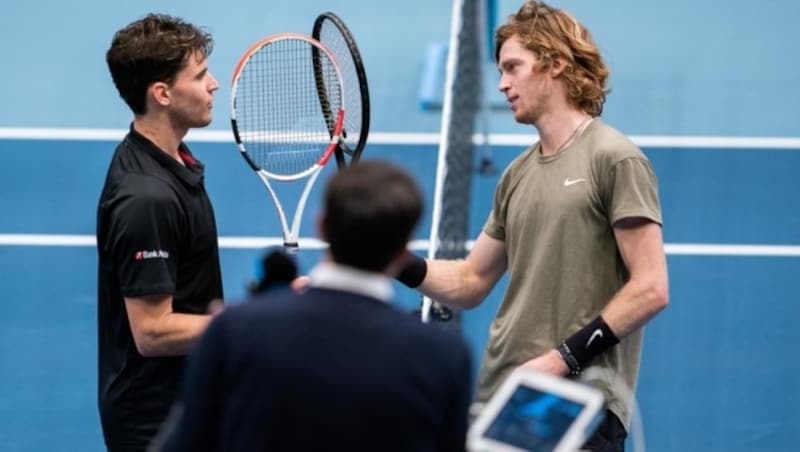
[1,127,800,149]
[1,234,799,257]
[0,234,97,246]
[663,243,800,256]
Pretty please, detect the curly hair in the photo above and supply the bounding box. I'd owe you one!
[106,13,214,115]
[495,1,609,116]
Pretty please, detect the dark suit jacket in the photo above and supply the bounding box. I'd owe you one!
[160,287,472,452]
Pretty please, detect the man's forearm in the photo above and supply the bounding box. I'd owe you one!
[601,275,668,338]
[417,258,491,309]
[135,312,213,357]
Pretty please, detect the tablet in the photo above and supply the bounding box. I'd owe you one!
[467,369,605,452]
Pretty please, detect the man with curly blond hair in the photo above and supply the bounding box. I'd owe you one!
[396,2,668,449]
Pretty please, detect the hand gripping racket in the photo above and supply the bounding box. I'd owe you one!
[231,33,345,253]
[312,12,370,169]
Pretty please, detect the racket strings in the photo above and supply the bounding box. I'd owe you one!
[318,23,363,153]
[236,38,342,176]
[312,59,338,133]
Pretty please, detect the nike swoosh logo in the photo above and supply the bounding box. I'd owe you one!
[586,329,603,349]
[563,177,586,187]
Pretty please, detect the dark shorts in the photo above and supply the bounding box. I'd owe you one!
[101,415,160,452]
[103,438,150,452]
[581,410,628,452]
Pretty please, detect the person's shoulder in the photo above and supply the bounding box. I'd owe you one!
[122,172,175,194]
[106,175,180,216]
[502,142,539,178]
[586,120,641,155]
[493,141,539,196]
[584,119,649,166]
[107,141,179,202]
[100,177,179,225]
[109,135,176,187]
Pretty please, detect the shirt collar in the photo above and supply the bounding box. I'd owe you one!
[309,261,393,303]
[127,124,205,188]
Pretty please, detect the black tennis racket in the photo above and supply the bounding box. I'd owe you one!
[312,12,370,169]
[231,33,345,253]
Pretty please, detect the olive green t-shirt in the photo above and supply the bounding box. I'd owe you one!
[479,119,662,428]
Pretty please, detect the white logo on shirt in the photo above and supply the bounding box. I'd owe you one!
[563,177,586,187]
[134,250,170,261]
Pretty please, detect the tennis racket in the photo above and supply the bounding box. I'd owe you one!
[231,33,345,253]
[312,12,370,169]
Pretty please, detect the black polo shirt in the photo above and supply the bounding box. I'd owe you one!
[96,125,223,449]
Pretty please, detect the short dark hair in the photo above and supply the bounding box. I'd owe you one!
[322,161,422,272]
[106,13,214,115]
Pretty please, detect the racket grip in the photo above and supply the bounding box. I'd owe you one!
[283,242,299,255]
[421,297,432,323]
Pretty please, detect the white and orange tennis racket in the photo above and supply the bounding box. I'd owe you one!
[231,33,345,253]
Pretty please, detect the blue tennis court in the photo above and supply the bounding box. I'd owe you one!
[2,1,799,451]
[3,138,799,451]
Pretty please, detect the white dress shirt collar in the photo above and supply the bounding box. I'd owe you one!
[309,261,394,303]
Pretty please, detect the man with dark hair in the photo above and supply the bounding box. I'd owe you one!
[97,13,222,451]
[396,2,669,450]
[157,161,472,452]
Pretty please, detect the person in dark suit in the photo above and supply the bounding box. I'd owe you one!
[155,160,473,452]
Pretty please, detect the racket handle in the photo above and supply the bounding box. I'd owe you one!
[421,297,432,323]
[283,242,299,254]
[420,298,453,323]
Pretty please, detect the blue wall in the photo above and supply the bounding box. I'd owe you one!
[1,1,799,451]
[1,0,798,136]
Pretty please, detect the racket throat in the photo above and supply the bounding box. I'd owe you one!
[283,242,300,254]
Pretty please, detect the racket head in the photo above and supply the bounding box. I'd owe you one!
[312,12,370,169]
[230,33,345,180]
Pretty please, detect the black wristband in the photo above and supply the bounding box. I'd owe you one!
[563,315,620,368]
[557,342,582,376]
[395,254,427,288]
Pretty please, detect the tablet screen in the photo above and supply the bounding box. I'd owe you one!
[484,385,585,451]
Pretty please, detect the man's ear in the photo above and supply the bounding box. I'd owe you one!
[550,58,567,78]
[149,81,171,107]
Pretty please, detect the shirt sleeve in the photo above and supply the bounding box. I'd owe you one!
[605,157,662,226]
[482,147,537,241]
[482,165,515,241]
[107,178,183,297]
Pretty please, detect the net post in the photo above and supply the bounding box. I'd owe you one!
[421,0,482,327]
